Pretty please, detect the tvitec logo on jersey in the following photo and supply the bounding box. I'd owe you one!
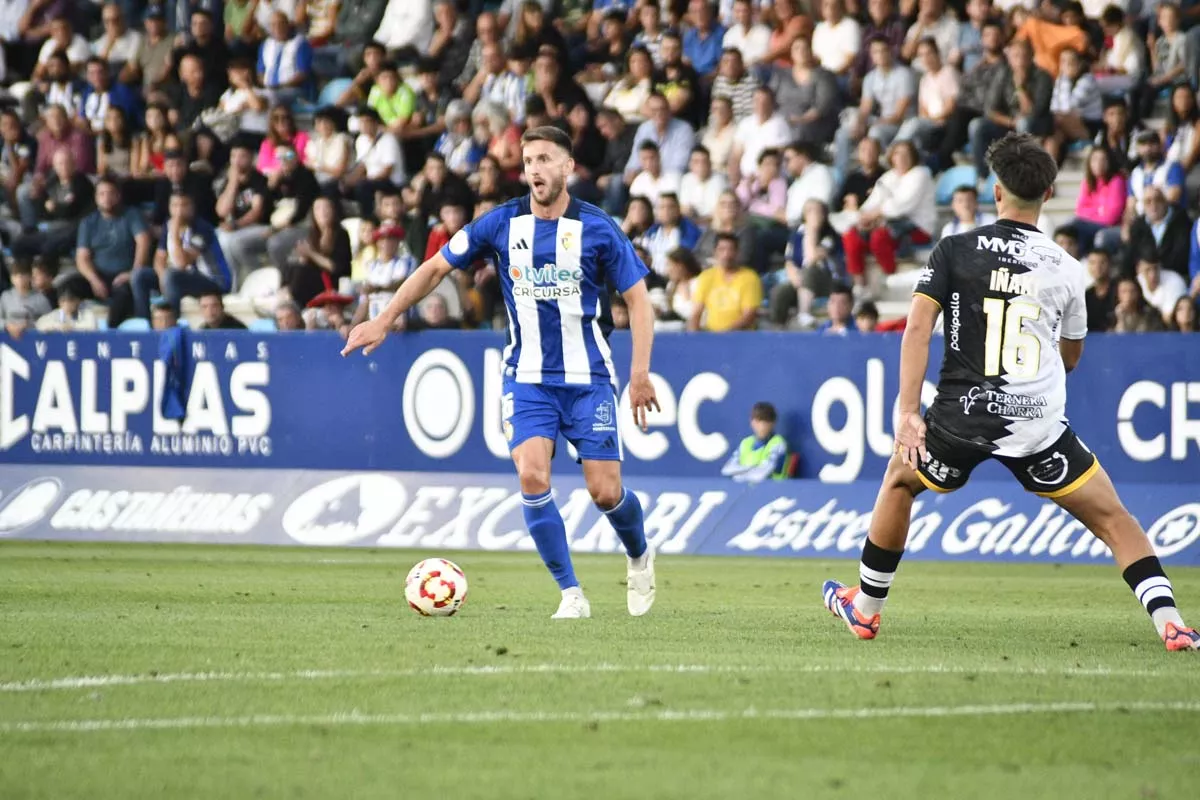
[0,338,274,459]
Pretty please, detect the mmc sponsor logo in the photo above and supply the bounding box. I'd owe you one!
[508,263,583,300]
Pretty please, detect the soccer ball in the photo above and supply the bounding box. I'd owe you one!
[405,558,468,617]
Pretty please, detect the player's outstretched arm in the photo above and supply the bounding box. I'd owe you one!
[896,295,940,469]
[341,252,455,357]
[623,279,660,432]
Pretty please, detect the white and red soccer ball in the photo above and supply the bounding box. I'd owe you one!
[405,558,468,616]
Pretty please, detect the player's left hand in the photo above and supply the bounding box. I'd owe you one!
[629,372,659,433]
[895,411,928,471]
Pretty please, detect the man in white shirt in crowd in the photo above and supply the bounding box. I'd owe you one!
[344,107,405,219]
[679,145,727,225]
[812,0,860,81]
[833,35,915,176]
[91,4,142,70]
[783,141,834,227]
[628,141,681,206]
[374,0,434,58]
[722,0,771,67]
[1136,256,1187,325]
[894,37,959,152]
[901,0,960,73]
[729,85,791,184]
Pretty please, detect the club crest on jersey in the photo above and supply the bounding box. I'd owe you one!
[593,401,615,431]
[560,231,575,251]
[1026,451,1070,485]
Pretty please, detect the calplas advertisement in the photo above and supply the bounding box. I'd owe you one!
[1,467,1197,566]
[1,331,1197,483]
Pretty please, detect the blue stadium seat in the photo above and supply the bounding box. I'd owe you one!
[316,78,353,108]
[935,165,978,205]
[249,318,277,332]
[980,171,999,205]
[117,318,150,332]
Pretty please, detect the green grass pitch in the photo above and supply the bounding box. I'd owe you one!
[1,541,1198,799]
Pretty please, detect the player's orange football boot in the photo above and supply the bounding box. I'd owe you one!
[822,580,880,640]
[1163,622,1200,651]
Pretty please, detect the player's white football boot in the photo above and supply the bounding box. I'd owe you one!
[552,588,591,619]
[626,545,656,617]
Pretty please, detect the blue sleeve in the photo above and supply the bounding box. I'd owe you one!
[604,216,649,292]
[295,38,313,75]
[76,215,92,250]
[1167,162,1186,189]
[440,208,501,270]
[721,449,749,477]
[680,220,701,250]
[1190,219,1200,284]
[257,44,266,76]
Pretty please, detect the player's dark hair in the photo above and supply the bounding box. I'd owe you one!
[521,125,574,157]
[986,132,1057,206]
[751,402,777,423]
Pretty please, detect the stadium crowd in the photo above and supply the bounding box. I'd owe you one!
[0,0,1199,338]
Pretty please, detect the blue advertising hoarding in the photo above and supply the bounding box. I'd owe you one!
[0,466,1197,565]
[0,331,1197,483]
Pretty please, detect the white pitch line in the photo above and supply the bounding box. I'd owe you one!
[0,662,1189,694]
[3,701,1199,735]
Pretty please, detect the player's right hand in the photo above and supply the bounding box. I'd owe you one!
[895,412,928,471]
[341,319,389,357]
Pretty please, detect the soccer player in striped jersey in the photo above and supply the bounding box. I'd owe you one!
[343,126,660,620]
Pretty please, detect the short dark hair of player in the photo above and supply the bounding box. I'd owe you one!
[522,125,574,157]
[985,132,1057,206]
[751,402,778,423]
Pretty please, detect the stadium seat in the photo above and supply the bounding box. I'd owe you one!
[239,267,282,302]
[785,453,800,478]
[249,318,277,332]
[117,317,150,332]
[316,78,353,109]
[936,165,978,205]
[980,172,999,205]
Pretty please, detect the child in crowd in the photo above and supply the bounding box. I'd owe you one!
[721,402,790,483]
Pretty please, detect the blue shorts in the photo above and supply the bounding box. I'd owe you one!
[501,381,623,462]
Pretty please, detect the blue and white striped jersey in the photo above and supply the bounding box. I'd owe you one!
[440,196,648,387]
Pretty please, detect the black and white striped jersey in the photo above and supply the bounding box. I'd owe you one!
[912,218,1089,458]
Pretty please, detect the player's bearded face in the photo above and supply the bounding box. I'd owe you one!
[524,143,571,206]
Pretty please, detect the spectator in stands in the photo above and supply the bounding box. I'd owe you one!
[679,145,727,225]
[940,184,995,238]
[121,5,173,94]
[1112,276,1165,332]
[437,99,486,175]
[902,0,959,73]
[152,149,218,228]
[0,110,35,219]
[854,0,906,87]
[1094,7,1142,101]
[721,401,788,482]
[33,107,94,183]
[593,108,636,213]
[834,35,915,177]
[771,37,840,146]
[971,39,1052,180]
[225,0,262,58]
[1011,1,1087,79]
[257,12,313,109]
[663,247,702,323]
[336,40,386,108]
[427,0,473,90]
[783,141,834,226]
[511,1,567,58]
[304,107,352,194]
[71,178,150,327]
[1085,248,1116,333]
[1135,256,1187,325]
[405,151,472,247]
[1170,296,1197,332]
[730,85,790,184]
[842,141,935,295]
[373,0,435,60]
[722,0,771,67]
[275,195,351,308]
[693,187,753,264]
[812,0,860,83]
[645,192,702,278]
[688,232,762,331]
[1125,185,1191,277]
[770,198,843,328]
[533,46,591,121]
[197,290,246,329]
[762,0,812,70]
[951,0,993,74]
[353,223,418,329]
[931,19,1005,173]
[305,291,353,335]
[737,148,788,225]
[21,49,81,126]
[332,0,390,75]
[656,32,702,126]
[455,11,502,93]
[367,61,416,137]
[1165,84,1200,199]
[214,58,270,141]
[1127,131,1185,221]
[133,192,232,319]
[405,57,453,161]
[258,106,310,176]
[264,141,319,258]
[700,96,736,176]
[345,107,404,218]
[464,42,527,125]
[92,4,142,70]
[33,16,90,77]
[97,107,135,182]
[172,10,229,92]
[79,57,140,136]
[13,147,92,264]
[132,104,172,180]
[628,140,681,206]
[215,138,272,281]
[1094,96,1136,174]
[683,0,727,78]
[855,300,881,332]
[835,136,884,213]
[580,10,629,85]
[895,38,959,155]
[626,92,697,178]
[169,53,221,132]
[0,261,52,324]
[275,300,304,330]
[818,284,855,335]
[1071,146,1126,251]
[36,285,98,331]
[1044,48,1102,163]
[633,1,667,67]
[712,47,758,123]
[604,47,655,123]
[150,301,178,330]
[1134,3,1191,124]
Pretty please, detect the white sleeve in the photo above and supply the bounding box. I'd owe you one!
[1061,264,1088,341]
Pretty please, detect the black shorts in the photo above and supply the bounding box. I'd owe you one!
[916,421,1100,498]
